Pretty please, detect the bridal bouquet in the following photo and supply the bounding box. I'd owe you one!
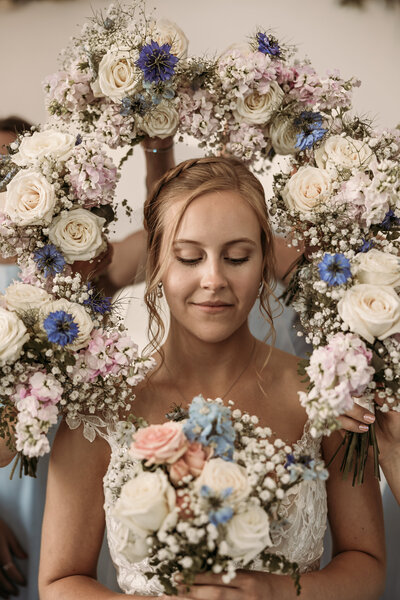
[0,126,154,477]
[270,114,400,483]
[109,396,328,595]
[44,1,190,149]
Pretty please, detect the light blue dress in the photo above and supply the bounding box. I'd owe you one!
[0,265,120,598]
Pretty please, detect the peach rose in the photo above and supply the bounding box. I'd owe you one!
[169,442,210,484]
[130,421,188,466]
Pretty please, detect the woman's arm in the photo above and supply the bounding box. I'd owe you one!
[0,411,17,467]
[97,137,175,295]
[38,420,115,599]
[39,420,161,599]
[375,409,400,503]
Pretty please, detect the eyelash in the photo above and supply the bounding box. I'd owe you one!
[176,257,250,266]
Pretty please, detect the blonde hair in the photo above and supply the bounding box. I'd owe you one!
[143,156,277,356]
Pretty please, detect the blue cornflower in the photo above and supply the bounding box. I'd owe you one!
[43,310,79,347]
[295,112,327,151]
[200,486,234,526]
[256,32,281,56]
[83,284,112,315]
[209,506,234,527]
[33,244,65,278]
[318,253,352,286]
[75,134,82,146]
[136,40,179,83]
[356,239,375,254]
[183,395,236,460]
[380,209,400,231]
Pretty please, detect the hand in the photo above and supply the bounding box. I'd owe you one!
[0,518,27,599]
[70,243,114,282]
[165,570,271,600]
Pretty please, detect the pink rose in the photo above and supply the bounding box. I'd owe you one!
[130,421,188,466]
[169,457,190,485]
[169,442,210,484]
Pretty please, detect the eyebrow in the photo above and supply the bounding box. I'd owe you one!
[173,238,257,248]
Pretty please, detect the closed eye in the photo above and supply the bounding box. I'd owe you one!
[176,257,201,265]
[225,257,250,264]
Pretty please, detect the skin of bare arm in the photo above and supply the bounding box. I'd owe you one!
[39,420,156,600]
[97,137,175,295]
[375,409,400,504]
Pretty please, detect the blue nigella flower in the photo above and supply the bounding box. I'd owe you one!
[295,111,327,151]
[356,239,375,254]
[83,284,112,315]
[183,395,236,461]
[209,506,234,527]
[200,486,234,526]
[380,209,400,231]
[43,310,79,347]
[136,40,179,84]
[33,244,66,278]
[256,32,281,56]
[318,253,352,286]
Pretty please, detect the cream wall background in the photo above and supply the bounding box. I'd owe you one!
[1,0,400,348]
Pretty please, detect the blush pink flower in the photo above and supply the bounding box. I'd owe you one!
[130,421,188,466]
[169,442,211,484]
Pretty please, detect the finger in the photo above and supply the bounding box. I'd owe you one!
[6,530,27,561]
[337,415,370,434]
[1,561,25,587]
[178,584,241,599]
[0,570,18,597]
[345,403,375,425]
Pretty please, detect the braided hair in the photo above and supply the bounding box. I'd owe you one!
[143,155,276,354]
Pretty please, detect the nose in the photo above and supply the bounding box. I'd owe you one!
[200,258,228,291]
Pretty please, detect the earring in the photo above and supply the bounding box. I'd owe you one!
[257,282,263,298]
[157,281,163,298]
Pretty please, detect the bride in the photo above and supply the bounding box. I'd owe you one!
[39,156,385,599]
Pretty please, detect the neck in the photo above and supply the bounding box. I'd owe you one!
[160,318,256,398]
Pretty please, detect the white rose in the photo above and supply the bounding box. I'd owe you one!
[0,191,6,214]
[40,298,93,350]
[13,130,75,166]
[223,505,272,564]
[355,249,400,287]
[233,82,284,126]
[282,166,332,218]
[91,48,139,101]
[5,169,56,226]
[338,283,400,344]
[139,102,179,139]
[0,307,29,366]
[194,458,250,504]
[113,470,176,537]
[4,283,51,312]
[315,135,372,173]
[153,19,188,59]
[48,208,106,263]
[269,116,299,155]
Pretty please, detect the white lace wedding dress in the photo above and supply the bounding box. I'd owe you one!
[81,416,327,596]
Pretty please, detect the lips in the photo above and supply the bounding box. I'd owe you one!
[190,300,234,313]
